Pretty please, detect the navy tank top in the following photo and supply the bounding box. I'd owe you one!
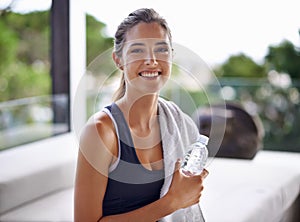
[102,103,165,217]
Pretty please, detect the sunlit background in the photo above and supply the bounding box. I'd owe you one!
[0,1,300,221]
[84,0,300,66]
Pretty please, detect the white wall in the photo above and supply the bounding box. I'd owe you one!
[70,0,86,139]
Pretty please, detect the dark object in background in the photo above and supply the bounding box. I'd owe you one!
[193,102,264,159]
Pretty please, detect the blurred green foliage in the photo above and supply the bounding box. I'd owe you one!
[214,53,267,78]
[0,12,114,102]
[86,14,113,65]
[0,11,50,102]
[265,40,300,79]
[212,39,300,152]
[214,39,300,79]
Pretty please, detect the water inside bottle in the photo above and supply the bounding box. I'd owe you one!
[180,139,208,176]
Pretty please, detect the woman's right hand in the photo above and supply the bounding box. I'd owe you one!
[165,159,209,210]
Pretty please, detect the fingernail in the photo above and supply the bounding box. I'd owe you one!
[203,169,209,178]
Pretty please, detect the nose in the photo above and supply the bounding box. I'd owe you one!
[144,50,158,66]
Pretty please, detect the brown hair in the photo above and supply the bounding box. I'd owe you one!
[112,8,172,101]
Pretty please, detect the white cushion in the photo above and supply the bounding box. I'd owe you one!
[0,188,74,221]
[201,150,300,222]
[0,133,78,214]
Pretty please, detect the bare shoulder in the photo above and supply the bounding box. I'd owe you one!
[79,110,118,172]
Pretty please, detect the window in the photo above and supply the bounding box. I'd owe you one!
[0,0,70,150]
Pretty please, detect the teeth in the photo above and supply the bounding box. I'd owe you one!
[140,71,159,77]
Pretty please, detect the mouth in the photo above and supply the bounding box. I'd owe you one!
[139,71,161,78]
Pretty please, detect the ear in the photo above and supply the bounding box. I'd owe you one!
[112,52,123,70]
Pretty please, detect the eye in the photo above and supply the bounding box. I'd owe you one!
[155,47,170,53]
[130,48,144,53]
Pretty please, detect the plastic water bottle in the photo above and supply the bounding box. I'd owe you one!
[180,135,209,176]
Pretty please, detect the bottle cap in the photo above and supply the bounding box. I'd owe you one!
[198,134,209,145]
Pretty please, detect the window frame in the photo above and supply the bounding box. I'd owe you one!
[51,0,71,133]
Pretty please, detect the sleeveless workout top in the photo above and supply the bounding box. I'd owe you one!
[102,103,165,217]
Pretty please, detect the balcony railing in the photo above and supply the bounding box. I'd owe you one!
[0,94,69,150]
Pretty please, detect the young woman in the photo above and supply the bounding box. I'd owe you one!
[74,8,209,222]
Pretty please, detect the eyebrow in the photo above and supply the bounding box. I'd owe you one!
[128,41,169,47]
[155,41,169,46]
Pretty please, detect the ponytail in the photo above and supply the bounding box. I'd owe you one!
[112,73,126,101]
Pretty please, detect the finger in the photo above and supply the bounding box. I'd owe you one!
[174,159,181,172]
[200,168,209,179]
[200,185,204,192]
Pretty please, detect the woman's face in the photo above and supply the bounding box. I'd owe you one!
[120,22,172,95]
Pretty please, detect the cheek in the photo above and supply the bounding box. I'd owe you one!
[123,56,139,69]
[123,64,138,81]
[163,62,172,76]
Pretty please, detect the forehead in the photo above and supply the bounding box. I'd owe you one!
[124,38,170,49]
[125,22,168,42]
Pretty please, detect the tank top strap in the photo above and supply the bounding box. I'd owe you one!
[102,103,139,165]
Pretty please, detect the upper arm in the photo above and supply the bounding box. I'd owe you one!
[74,112,117,221]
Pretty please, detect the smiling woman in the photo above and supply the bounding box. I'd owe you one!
[74,8,209,222]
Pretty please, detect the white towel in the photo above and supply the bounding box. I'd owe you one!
[158,97,205,222]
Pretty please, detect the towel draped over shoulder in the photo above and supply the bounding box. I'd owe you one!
[158,97,205,222]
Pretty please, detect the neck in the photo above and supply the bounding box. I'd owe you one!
[116,93,159,130]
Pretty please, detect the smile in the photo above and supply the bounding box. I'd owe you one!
[139,71,161,78]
